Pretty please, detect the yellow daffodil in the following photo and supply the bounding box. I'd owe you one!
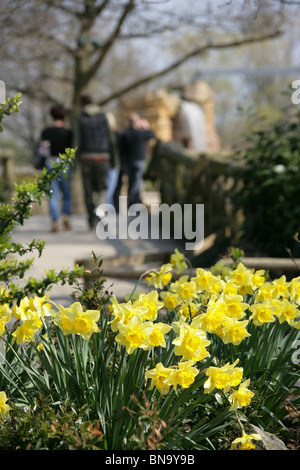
[255,282,275,303]
[170,249,188,274]
[115,314,153,354]
[51,302,100,340]
[191,268,222,294]
[117,304,148,328]
[108,296,128,329]
[192,309,225,334]
[272,298,300,325]
[271,275,289,299]
[12,296,36,321]
[292,320,300,329]
[223,294,249,320]
[146,263,173,289]
[145,362,173,394]
[109,294,121,312]
[33,294,52,318]
[108,295,148,332]
[0,391,11,417]
[230,431,262,450]
[166,360,199,390]
[12,320,39,345]
[249,300,277,327]
[218,317,251,346]
[192,295,227,333]
[250,269,266,290]
[160,291,179,310]
[229,263,252,286]
[170,278,198,305]
[73,313,100,340]
[222,281,238,296]
[107,295,122,330]
[289,276,300,303]
[10,295,49,344]
[143,322,171,350]
[12,294,51,323]
[169,274,188,287]
[134,290,164,321]
[228,263,253,295]
[0,286,10,302]
[172,322,210,362]
[204,359,243,394]
[0,303,12,335]
[229,379,254,411]
[209,278,226,296]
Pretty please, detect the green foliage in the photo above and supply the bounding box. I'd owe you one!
[236,109,300,257]
[0,94,22,132]
[71,252,111,311]
[0,399,103,450]
[0,95,84,303]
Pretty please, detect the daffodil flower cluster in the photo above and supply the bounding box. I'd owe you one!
[0,293,101,344]
[125,256,299,407]
[1,294,52,344]
[145,360,199,395]
[0,250,299,445]
[203,360,255,412]
[109,290,171,354]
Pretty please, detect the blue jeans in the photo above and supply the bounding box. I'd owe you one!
[106,167,120,206]
[46,158,71,221]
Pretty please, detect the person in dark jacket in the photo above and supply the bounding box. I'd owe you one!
[40,105,73,232]
[77,95,116,229]
[120,113,155,207]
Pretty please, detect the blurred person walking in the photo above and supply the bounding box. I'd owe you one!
[120,113,155,207]
[76,95,117,229]
[105,112,121,208]
[40,105,73,233]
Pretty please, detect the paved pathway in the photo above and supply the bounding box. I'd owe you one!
[11,208,182,306]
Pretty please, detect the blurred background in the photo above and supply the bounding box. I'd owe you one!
[1,0,300,263]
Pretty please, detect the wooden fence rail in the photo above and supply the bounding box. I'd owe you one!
[146,141,244,245]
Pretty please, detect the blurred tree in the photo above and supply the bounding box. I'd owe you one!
[0,1,285,111]
[1,0,299,157]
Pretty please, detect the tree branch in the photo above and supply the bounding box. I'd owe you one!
[279,0,300,4]
[44,0,82,18]
[99,30,282,105]
[0,0,26,15]
[86,0,135,82]
[94,0,112,17]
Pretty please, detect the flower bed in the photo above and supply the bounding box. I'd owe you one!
[0,250,299,450]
